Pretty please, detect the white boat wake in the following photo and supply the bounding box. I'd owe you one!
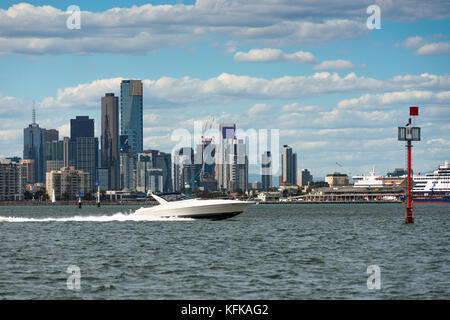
[0,212,195,223]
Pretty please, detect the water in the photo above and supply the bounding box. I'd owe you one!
[0,203,449,299]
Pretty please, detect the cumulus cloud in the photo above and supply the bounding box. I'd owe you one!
[338,90,450,109]
[415,42,450,56]
[397,36,450,56]
[234,48,317,64]
[248,103,272,116]
[313,59,356,70]
[36,73,450,112]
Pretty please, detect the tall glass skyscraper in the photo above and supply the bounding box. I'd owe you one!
[101,93,119,190]
[120,80,143,159]
[70,116,98,190]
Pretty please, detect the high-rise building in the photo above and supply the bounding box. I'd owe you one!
[19,159,35,185]
[261,151,272,190]
[44,129,59,144]
[139,150,172,193]
[101,93,119,189]
[136,153,164,193]
[0,159,26,201]
[119,135,136,191]
[281,145,297,185]
[70,116,98,190]
[215,124,248,192]
[173,147,197,191]
[120,80,143,159]
[297,169,313,187]
[70,116,94,141]
[194,138,217,191]
[23,116,45,183]
[45,140,65,173]
[46,166,90,200]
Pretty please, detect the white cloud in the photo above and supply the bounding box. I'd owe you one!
[415,42,450,56]
[234,48,317,64]
[313,59,356,71]
[338,90,450,109]
[397,36,426,49]
[397,36,450,56]
[248,103,272,116]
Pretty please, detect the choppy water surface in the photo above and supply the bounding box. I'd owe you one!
[0,204,449,299]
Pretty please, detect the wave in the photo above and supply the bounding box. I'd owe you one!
[0,212,195,223]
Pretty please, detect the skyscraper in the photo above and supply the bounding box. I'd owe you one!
[215,124,248,192]
[101,93,119,190]
[70,116,98,190]
[119,135,135,191]
[120,80,143,159]
[282,145,297,185]
[261,151,272,190]
[23,107,45,183]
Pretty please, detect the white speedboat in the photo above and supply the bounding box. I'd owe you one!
[134,193,255,220]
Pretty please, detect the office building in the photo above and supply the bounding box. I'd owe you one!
[70,116,98,190]
[19,159,35,185]
[297,169,313,187]
[138,150,172,193]
[23,106,45,183]
[173,147,197,191]
[101,93,120,189]
[136,153,164,193]
[119,135,136,191]
[120,80,143,159]
[281,145,297,185]
[261,151,272,190]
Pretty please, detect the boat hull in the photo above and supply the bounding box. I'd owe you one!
[134,199,254,220]
[401,195,450,203]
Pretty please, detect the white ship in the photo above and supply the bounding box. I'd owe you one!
[352,166,404,188]
[411,161,450,202]
[134,193,255,220]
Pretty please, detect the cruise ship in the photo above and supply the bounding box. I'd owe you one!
[411,161,450,203]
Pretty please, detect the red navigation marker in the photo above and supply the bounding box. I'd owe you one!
[410,106,419,116]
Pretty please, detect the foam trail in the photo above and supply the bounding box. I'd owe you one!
[0,212,195,223]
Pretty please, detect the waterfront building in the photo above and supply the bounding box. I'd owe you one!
[120,80,143,159]
[297,169,313,187]
[101,93,120,190]
[46,166,90,200]
[281,145,297,185]
[261,151,272,190]
[325,172,349,187]
[0,159,27,201]
[97,168,109,192]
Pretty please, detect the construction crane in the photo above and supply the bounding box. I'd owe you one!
[335,162,352,176]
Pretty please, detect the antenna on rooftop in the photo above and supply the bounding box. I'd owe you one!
[32,101,36,124]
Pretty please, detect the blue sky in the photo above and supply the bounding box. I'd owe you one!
[0,0,449,179]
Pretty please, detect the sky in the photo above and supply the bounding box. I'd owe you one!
[0,0,449,179]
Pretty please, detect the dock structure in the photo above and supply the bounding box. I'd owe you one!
[293,186,404,203]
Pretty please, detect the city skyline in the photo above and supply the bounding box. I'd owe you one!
[0,1,449,179]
